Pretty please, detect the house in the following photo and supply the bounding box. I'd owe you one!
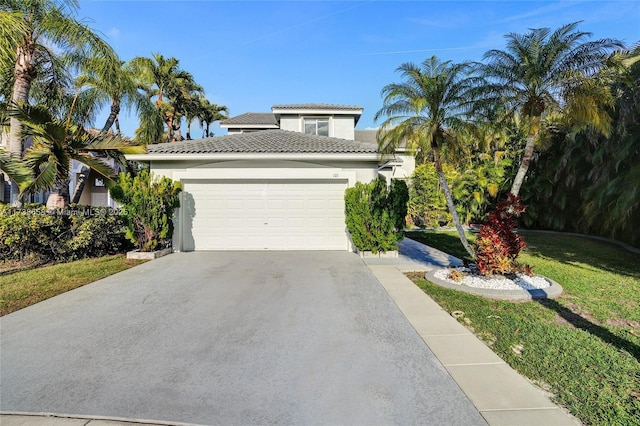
[127,103,415,252]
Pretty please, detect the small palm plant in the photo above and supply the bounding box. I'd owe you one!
[9,103,145,207]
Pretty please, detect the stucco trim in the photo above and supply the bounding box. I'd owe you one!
[126,153,380,162]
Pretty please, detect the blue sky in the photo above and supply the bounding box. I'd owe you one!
[78,0,640,138]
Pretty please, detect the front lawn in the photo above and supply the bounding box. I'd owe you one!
[0,255,146,316]
[406,230,640,425]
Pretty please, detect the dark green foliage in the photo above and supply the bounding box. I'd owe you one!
[0,204,129,263]
[408,163,451,227]
[345,177,408,253]
[521,51,640,246]
[109,169,181,251]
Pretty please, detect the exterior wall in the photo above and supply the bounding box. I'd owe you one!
[395,152,416,178]
[151,159,378,185]
[78,170,111,207]
[278,114,355,139]
[278,115,300,132]
[332,116,355,140]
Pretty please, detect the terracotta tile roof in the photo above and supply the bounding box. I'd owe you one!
[146,130,378,154]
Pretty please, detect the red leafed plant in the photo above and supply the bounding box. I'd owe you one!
[475,194,531,276]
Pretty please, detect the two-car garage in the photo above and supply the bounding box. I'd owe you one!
[181,179,349,250]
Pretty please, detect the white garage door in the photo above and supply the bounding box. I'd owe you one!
[182,179,348,250]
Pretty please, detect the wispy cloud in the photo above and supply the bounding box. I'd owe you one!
[500,1,582,23]
[107,27,120,39]
[408,16,470,29]
[235,2,363,47]
[350,44,494,57]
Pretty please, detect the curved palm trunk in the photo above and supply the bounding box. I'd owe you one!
[71,166,90,204]
[510,116,540,196]
[433,146,476,259]
[101,101,121,134]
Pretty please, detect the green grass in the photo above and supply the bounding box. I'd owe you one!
[0,255,146,316]
[406,230,640,425]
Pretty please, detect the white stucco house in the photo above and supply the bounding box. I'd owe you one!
[127,103,415,252]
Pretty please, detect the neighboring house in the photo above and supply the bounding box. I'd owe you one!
[69,159,120,207]
[0,129,118,207]
[128,103,414,252]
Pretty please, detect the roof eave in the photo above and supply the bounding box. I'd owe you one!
[219,124,279,129]
[126,152,381,162]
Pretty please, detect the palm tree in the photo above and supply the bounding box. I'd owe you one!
[479,22,622,196]
[129,53,203,142]
[375,56,480,258]
[72,54,157,136]
[0,148,32,194]
[9,103,144,208]
[198,99,228,138]
[1,0,115,203]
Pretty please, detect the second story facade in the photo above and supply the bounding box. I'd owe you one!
[221,103,363,140]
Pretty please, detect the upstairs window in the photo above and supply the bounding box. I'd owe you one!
[304,118,329,136]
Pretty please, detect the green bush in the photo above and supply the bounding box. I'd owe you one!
[345,177,408,253]
[109,169,181,252]
[408,163,452,227]
[0,204,129,263]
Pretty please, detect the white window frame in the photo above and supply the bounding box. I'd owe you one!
[302,117,331,137]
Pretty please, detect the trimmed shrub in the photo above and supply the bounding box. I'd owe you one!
[474,194,529,275]
[109,170,181,252]
[345,177,408,253]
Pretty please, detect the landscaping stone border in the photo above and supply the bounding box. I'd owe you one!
[424,269,563,301]
[126,247,173,260]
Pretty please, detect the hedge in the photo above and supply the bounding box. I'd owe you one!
[0,204,130,264]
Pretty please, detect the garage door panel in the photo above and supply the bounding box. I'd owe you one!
[183,179,348,250]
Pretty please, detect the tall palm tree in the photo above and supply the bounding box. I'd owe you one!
[1,0,115,203]
[72,54,156,136]
[9,103,145,208]
[375,56,480,258]
[198,99,228,138]
[129,53,203,142]
[479,22,622,196]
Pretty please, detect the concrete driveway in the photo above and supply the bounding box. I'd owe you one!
[1,251,485,425]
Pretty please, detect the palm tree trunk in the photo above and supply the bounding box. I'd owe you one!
[8,45,36,205]
[510,117,540,196]
[433,146,476,259]
[101,101,121,134]
[46,177,71,209]
[71,166,90,204]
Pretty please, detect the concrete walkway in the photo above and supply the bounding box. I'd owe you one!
[1,240,579,426]
[363,238,579,425]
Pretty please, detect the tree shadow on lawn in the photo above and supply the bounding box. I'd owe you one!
[538,298,640,362]
[522,234,640,279]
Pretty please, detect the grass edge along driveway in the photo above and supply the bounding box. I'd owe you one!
[406,231,640,425]
[1,255,146,316]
